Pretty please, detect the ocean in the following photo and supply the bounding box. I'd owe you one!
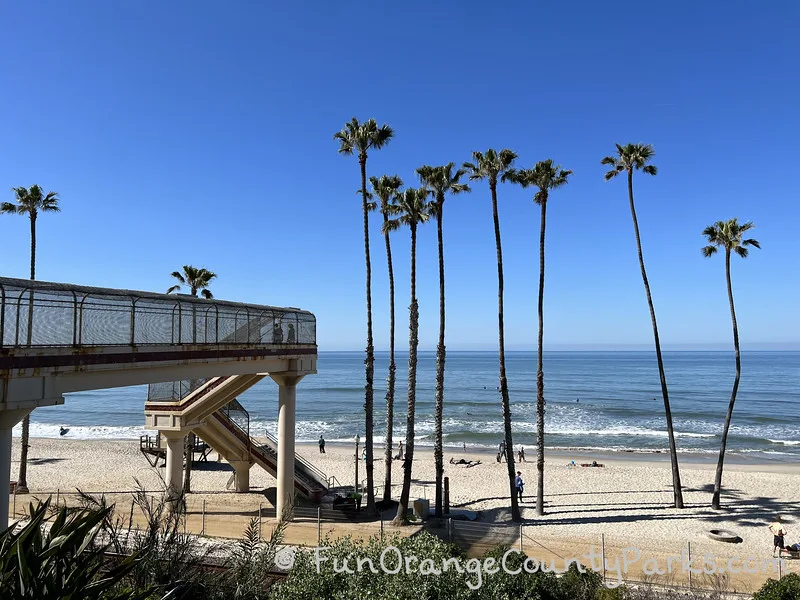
[16,351,800,461]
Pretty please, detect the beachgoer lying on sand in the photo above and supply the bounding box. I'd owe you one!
[449,457,482,468]
[580,461,605,468]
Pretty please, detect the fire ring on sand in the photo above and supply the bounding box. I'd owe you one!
[707,529,741,543]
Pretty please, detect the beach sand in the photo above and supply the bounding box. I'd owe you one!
[8,437,800,591]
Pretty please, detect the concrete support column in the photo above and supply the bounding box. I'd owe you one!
[271,373,304,521]
[164,433,185,499]
[230,461,251,493]
[0,408,32,530]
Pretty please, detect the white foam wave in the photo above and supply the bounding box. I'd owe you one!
[767,439,800,447]
[14,423,148,440]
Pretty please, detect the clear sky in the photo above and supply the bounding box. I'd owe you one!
[1,1,798,351]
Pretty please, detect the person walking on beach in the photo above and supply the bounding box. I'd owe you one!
[318,435,325,453]
[518,446,526,462]
[769,516,787,557]
[498,440,506,463]
[515,471,524,501]
[396,440,404,461]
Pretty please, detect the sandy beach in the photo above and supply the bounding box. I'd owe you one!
[9,436,800,555]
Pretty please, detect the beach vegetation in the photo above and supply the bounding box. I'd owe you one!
[416,163,471,519]
[506,159,572,516]
[385,187,432,525]
[1,184,61,494]
[752,573,800,600]
[463,148,522,522]
[601,143,684,509]
[701,218,760,509]
[334,117,395,515]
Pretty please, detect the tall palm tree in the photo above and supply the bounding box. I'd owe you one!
[602,143,684,508]
[701,219,760,509]
[166,265,216,493]
[463,149,521,522]
[416,163,471,518]
[334,118,394,514]
[508,160,571,516]
[387,187,431,525]
[2,184,60,493]
[369,174,404,501]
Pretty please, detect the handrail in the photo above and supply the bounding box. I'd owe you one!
[212,408,327,492]
[0,276,316,349]
[259,430,328,486]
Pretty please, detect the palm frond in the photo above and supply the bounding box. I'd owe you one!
[166,285,181,294]
[0,201,19,214]
[701,246,717,257]
[735,246,748,258]
[743,238,760,249]
[642,165,658,176]
[170,272,186,284]
[201,289,213,299]
[604,170,621,181]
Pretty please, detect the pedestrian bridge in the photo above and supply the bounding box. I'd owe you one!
[0,276,318,527]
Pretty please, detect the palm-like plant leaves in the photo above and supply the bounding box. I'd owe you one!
[0,499,146,599]
[702,218,760,509]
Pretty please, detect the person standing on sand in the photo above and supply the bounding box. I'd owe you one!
[518,446,525,462]
[515,471,524,501]
[397,440,404,460]
[769,516,787,557]
[319,435,325,453]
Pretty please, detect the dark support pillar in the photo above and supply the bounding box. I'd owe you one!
[444,476,450,515]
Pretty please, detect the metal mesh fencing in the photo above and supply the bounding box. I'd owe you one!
[0,277,316,348]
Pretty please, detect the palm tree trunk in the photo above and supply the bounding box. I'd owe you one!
[360,155,376,514]
[183,434,193,493]
[383,214,397,502]
[491,183,520,522]
[17,214,37,492]
[712,249,740,509]
[395,225,418,525]
[434,201,446,518]
[535,197,547,516]
[626,170,684,508]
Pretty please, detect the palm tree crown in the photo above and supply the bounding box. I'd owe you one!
[702,219,761,258]
[334,117,394,160]
[1,185,60,219]
[463,149,518,186]
[370,175,404,219]
[601,143,658,180]
[509,159,572,202]
[167,266,217,299]
[384,188,432,231]
[416,163,471,213]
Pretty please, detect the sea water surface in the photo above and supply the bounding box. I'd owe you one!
[17,351,800,460]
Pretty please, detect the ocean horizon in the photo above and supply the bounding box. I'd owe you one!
[17,350,800,461]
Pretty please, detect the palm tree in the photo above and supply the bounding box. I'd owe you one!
[508,160,571,516]
[702,219,760,509]
[166,265,216,493]
[369,174,404,501]
[416,163,471,518]
[1,184,60,493]
[334,118,394,514]
[166,265,217,299]
[387,187,431,525]
[463,149,521,522]
[602,143,684,508]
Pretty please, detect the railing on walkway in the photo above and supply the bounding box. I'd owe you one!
[0,277,316,348]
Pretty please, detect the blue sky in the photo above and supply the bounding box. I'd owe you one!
[1,1,798,351]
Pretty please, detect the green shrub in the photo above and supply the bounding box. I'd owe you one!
[0,498,145,599]
[753,573,800,600]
